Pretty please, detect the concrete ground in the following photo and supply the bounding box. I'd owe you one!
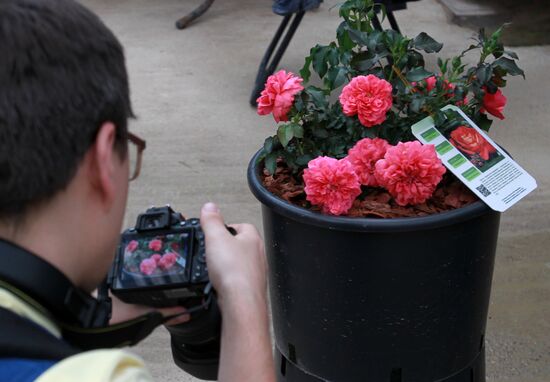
[79,0,550,380]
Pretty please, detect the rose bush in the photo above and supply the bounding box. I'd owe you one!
[256,0,523,216]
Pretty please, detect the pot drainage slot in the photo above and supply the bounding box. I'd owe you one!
[390,367,402,382]
[479,334,485,351]
[280,353,287,376]
[288,343,297,363]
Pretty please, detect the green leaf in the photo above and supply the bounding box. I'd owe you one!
[294,93,305,112]
[413,32,443,53]
[312,46,329,78]
[277,124,294,148]
[366,30,383,52]
[263,136,274,154]
[327,46,340,67]
[460,44,480,57]
[406,67,433,82]
[336,22,354,51]
[452,56,462,71]
[361,128,377,139]
[313,127,329,138]
[352,53,387,72]
[492,57,525,79]
[492,42,504,59]
[475,64,492,84]
[306,87,327,108]
[340,51,353,66]
[300,56,312,82]
[384,29,402,48]
[264,152,277,175]
[478,28,487,43]
[410,97,425,113]
[334,67,348,89]
[504,50,519,60]
[347,29,368,46]
[407,51,425,69]
[292,124,304,139]
[433,110,447,128]
[476,112,493,132]
[296,155,314,166]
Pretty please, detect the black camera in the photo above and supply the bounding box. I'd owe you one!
[108,206,225,380]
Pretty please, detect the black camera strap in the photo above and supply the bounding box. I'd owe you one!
[0,239,178,350]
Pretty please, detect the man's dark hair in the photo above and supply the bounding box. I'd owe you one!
[0,0,134,218]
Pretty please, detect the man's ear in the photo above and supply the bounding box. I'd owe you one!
[87,122,121,211]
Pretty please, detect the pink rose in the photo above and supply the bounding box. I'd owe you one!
[481,87,507,120]
[420,76,454,94]
[140,258,157,276]
[425,76,437,92]
[125,240,138,253]
[303,156,361,216]
[375,141,446,206]
[346,138,391,187]
[257,70,304,123]
[148,239,163,252]
[150,254,162,264]
[158,252,178,270]
[339,75,393,128]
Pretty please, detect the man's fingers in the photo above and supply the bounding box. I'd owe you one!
[200,202,230,239]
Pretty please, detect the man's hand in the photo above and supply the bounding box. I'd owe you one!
[200,202,275,382]
[200,202,268,309]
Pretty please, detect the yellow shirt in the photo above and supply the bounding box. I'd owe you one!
[0,288,154,382]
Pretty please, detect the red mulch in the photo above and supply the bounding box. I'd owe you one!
[262,163,478,218]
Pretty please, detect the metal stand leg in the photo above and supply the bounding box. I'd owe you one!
[373,0,401,33]
[386,8,401,33]
[250,11,306,106]
[175,0,215,30]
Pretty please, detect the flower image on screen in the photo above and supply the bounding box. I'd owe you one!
[122,233,189,277]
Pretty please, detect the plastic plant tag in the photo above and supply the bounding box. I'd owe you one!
[411,105,537,212]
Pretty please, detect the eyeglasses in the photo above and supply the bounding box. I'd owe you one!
[128,132,146,181]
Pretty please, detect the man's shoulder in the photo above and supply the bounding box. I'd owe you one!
[35,349,153,382]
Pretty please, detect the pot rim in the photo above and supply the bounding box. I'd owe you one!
[247,149,497,232]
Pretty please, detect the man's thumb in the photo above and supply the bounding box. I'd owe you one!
[200,202,227,237]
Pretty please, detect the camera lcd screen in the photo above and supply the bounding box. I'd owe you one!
[114,232,191,289]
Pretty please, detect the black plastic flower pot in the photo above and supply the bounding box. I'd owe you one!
[247,150,500,382]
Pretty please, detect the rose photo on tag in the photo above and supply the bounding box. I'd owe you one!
[439,110,505,173]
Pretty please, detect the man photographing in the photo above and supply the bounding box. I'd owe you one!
[0,0,275,381]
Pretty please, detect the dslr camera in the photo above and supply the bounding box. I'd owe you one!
[107,206,228,380]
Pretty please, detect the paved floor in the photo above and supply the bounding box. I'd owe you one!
[79,0,550,380]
